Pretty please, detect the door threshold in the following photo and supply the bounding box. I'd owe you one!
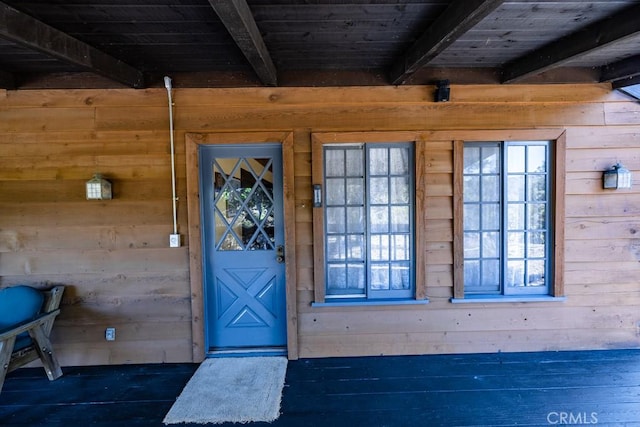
[206,347,287,358]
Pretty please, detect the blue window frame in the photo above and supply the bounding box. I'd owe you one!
[461,140,553,297]
[323,143,415,300]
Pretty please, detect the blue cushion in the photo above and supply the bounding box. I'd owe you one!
[13,334,34,351]
[0,286,44,331]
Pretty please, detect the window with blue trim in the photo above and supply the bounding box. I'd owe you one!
[458,140,556,298]
[323,143,414,300]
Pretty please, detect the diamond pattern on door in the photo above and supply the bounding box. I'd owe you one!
[212,157,276,252]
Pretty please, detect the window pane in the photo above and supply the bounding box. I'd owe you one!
[347,235,364,260]
[464,176,480,202]
[371,264,390,290]
[508,175,525,201]
[508,232,525,258]
[482,175,500,202]
[390,177,409,203]
[326,207,345,233]
[346,149,363,177]
[482,231,499,258]
[325,150,344,177]
[464,204,480,230]
[481,146,499,174]
[326,178,345,205]
[391,206,410,232]
[370,234,389,261]
[528,175,546,201]
[346,207,364,233]
[327,236,346,261]
[391,235,410,260]
[464,232,480,258]
[527,203,546,230]
[482,204,500,230]
[328,263,365,295]
[464,147,480,174]
[507,146,526,173]
[508,204,525,230]
[527,145,547,173]
[346,178,364,204]
[370,177,389,204]
[370,206,389,233]
[528,232,546,257]
[482,260,500,290]
[390,148,409,174]
[327,265,346,290]
[507,260,525,287]
[464,260,480,287]
[527,260,546,286]
[391,264,410,289]
[347,264,365,290]
[369,148,388,175]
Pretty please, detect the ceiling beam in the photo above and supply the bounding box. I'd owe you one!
[600,54,640,84]
[612,74,640,90]
[388,0,505,85]
[207,0,277,86]
[0,2,144,88]
[0,69,14,89]
[502,3,640,84]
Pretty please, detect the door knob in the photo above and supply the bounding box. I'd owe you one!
[276,245,285,263]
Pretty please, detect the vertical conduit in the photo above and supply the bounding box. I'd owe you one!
[164,76,178,236]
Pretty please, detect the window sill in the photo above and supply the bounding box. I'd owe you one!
[312,298,429,308]
[450,295,566,304]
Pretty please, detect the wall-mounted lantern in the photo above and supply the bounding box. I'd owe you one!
[86,174,112,200]
[603,163,632,190]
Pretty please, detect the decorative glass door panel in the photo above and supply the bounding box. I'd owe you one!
[213,157,276,251]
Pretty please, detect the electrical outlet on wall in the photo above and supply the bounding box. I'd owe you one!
[169,233,181,248]
[105,327,116,341]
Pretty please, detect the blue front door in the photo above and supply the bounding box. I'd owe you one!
[200,144,286,350]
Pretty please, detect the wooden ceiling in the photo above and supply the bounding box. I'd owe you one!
[1,0,639,89]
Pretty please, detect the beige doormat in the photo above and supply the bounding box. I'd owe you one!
[163,356,288,425]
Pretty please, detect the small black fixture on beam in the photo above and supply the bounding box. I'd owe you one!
[435,80,450,102]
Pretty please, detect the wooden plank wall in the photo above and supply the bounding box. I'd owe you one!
[0,84,639,364]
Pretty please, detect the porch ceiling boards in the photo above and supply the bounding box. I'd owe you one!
[0,0,640,89]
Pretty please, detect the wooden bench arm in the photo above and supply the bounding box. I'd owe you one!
[0,309,61,342]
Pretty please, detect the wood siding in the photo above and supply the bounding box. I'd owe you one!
[0,85,638,364]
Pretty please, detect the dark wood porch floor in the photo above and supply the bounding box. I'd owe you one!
[1,349,640,426]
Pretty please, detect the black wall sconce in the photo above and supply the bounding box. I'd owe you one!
[435,80,450,102]
[603,163,632,189]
